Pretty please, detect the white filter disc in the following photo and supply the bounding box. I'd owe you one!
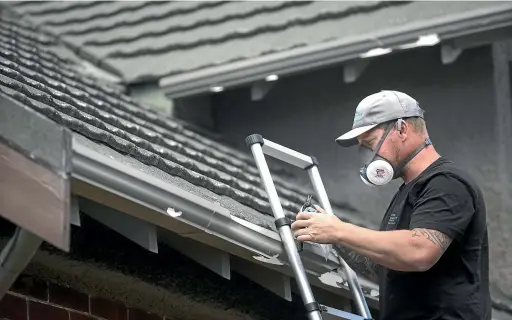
[366,160,394,185]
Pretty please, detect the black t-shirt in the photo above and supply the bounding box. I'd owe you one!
[378,157,490,320]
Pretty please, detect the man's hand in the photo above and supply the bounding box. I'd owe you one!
[290,206,455,273]
[290,207,346,244]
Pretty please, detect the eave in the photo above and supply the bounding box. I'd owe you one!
[70,135,380,309]
[159,3,512,98]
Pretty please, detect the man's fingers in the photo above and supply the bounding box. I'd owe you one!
[293,227,311,238]
[296,234,313,242]
[291,219,310,231]
[313,205,326,213]
[296,212,315,220]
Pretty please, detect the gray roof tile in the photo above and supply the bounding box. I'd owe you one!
[46,2,228,37]
[0,11,369,231]
[9,1,107,17]
[5,1,506,83]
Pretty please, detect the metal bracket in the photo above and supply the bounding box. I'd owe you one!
[441,44,463,64]
[79,198,159,253]
[159,230,231,280]
[344,60,370,83]
[251,80,276,101]
[70,195,81,227]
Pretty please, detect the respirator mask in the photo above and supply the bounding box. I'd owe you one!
[359,119,432,186]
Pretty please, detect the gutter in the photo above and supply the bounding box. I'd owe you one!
[159,3,512,98]
[71,138,378,298]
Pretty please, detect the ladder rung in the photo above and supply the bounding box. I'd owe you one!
[320,305,373,320]
[246,134,316,169]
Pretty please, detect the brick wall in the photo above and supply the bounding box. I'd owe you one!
[0,274,164,320]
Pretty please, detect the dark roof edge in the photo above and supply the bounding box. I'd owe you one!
[70,136,379,299]
[159,4,512,98]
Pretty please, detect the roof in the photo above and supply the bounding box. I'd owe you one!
[5,1,512,97]
[2,4,511,317]
[0,6,381,309]
[0,11,321,225]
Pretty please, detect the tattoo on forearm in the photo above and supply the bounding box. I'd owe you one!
[411,228,452,251]
[333,245,379,283]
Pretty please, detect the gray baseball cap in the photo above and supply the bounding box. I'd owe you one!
[335,90,425,147]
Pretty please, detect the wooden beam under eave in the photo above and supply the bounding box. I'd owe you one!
[0,142,70,251]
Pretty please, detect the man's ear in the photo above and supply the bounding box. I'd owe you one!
[396,119,408,140]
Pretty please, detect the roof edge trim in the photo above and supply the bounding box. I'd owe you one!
[70,136,379,298]
[159,4,512,98]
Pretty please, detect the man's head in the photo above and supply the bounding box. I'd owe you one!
[357,117,428,169]
[335,90,431,185]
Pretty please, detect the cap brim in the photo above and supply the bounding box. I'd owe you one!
[335,124,378,147]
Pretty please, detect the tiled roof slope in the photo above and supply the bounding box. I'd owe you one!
[0,11,369,231]
[3,1,506,84]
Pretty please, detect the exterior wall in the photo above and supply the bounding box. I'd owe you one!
[213,45,495,225]
[0,273,161,320]
[174,94,215,131]
[211,45,512,296]
[490,40,512,303]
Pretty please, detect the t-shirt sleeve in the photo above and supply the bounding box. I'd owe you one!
[409,174,475,242]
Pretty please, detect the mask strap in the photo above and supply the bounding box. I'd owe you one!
[365,122,395,165]
[393,137,432,176]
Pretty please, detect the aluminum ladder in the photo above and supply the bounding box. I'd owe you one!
[246,134,374,320]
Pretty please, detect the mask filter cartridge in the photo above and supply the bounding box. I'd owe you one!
[363,157,394,186]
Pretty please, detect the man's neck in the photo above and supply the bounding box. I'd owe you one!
[402,146,441,184]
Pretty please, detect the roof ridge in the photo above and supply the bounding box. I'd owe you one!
[105,1,411,59]
[82,1,312,46]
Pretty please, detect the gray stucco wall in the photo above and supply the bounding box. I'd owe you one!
[211,45,512,298]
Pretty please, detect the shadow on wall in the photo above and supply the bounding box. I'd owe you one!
[211,45,497,227]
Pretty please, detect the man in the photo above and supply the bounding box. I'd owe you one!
[291,90,490,320]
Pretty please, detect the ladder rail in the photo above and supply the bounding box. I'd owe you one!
[246,134,373,320]
[249,140,323,320]
[307,165,372,318]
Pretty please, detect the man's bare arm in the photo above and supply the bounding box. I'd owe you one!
[332,228,451,280]
[411,228,452,252]
[333,244,379,283]
[332,225,454,273]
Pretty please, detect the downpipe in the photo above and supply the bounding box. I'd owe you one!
[0,227,42,300]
